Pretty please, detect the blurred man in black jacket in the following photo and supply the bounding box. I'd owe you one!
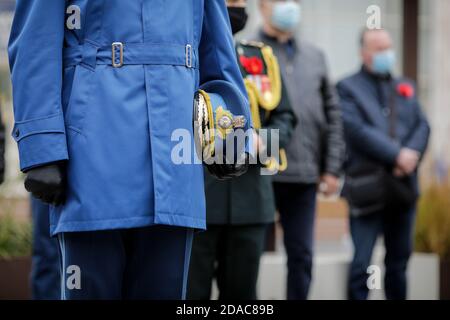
[188,0,296,300]
[338,29,430,300]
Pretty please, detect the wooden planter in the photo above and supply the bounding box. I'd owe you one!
[441,257,450,300]
[0,256,31,300]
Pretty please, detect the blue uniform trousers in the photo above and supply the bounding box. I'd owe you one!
[58,226,193,300]
[273,183,317,300]
[348,205,416,300]
[31,197,60,300]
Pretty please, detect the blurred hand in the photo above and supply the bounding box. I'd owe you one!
[396,148,420,175]
[253,130,264,153]
[319,174,340,197]
[393,166,406,177]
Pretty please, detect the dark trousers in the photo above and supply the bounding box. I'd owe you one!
[31,197,60,300]
[188,224,267,300]
[273,183,317,300]
[348,205,416,300]
[58,225,193,300]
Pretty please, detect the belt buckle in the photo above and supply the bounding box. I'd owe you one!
[112,42,124,68]
[185,44,192,68]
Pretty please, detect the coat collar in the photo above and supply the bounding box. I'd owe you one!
[350,66,395,130]
[258,29,300,54]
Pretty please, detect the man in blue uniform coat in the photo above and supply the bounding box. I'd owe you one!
[9,0,251,299]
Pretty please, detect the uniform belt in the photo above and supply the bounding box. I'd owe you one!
[63,41,198,70]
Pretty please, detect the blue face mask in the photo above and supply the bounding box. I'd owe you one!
[271,1,301,32]
[372,49,396,75]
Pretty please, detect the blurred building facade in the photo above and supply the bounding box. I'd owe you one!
[419,0,450,182]
[0,0,14,65]
[242,0,449,182]
[0,0,19,198]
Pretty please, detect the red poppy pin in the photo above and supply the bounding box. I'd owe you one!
[397,83,415,99]
[239,56,264,75]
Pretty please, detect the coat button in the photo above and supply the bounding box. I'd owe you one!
[14,129,20,138]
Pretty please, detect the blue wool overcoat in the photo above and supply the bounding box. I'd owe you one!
[9,0,251,235]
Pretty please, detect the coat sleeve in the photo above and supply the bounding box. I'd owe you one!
[198,0,252,133]
[337,81,401,167]
[8,0,68,172]
[320,54,345,177]
[403,85,430,157]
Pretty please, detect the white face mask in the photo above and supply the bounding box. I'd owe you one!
[371,49,396,75]
[271,1,302,32]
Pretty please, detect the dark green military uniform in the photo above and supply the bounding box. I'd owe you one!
[188,41,296,300]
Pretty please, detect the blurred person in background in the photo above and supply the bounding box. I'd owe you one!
[0,100,4,185]
[30,198,60,300]
[188,0,296,300]
[337,28,430,300]
[2,60,59,301]
[255,0,345,300]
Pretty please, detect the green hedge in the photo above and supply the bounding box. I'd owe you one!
[0,66,12,102]
[0,214,32,259]
[415,182,450,259]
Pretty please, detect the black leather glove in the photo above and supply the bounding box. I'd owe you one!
[24,162,66,206]
[205,152,249,181]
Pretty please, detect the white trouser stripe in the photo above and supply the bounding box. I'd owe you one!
[58,233,66,300]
